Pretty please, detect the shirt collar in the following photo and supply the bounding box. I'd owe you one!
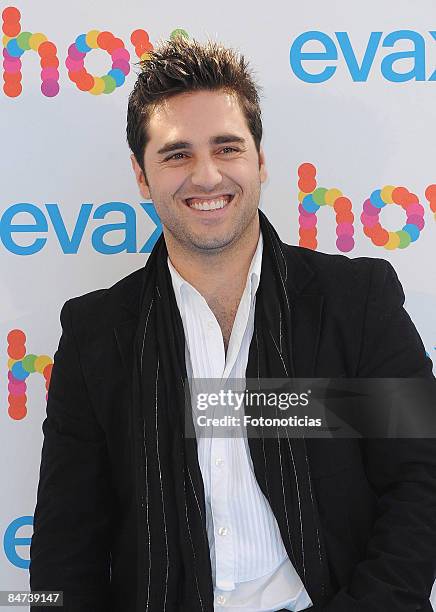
[167,228,263,306]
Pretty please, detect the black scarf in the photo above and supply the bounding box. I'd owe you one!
[131,209,327,611]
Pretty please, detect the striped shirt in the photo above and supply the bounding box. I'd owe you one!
[167,228,312,611]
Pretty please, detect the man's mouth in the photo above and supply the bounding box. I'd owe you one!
[184,194,234,211]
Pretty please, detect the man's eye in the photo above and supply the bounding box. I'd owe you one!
[165,147,239,162]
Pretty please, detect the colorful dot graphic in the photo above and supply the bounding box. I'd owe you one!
[2,6,59,97]
[425,184,436,222]
[130,29,153,61]
[361,186,425,250]
[298,162,355,252]
[66,30,131,94]
[7,329,53,420]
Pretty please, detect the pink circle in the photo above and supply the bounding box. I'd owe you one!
[112,58,130,74]
[405,203,424,217]
[111,47,130,62]
[3,59,21,72]
[67,43,86,61]
[3,48,13,60]
[41,67,59,80]
[298,203,314,217]
[336,223,354,237]
[8,370,15,381]
[360,212,378,227]
[406,215,425,230]
[8,380,26,394]
[363,199,379,216]
[41,79,59,97]
[65,56,84,71]
[336,235,354,252]
[299,214,317,229]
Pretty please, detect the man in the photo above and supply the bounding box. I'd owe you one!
[30,36,436,611]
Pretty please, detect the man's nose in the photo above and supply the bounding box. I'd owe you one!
[190,156,223,191]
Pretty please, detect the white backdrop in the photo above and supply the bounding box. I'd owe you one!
[1,0,435,608]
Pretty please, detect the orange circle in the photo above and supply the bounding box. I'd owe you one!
[43,363,53,379]
[106,36,125,53]
[9,394,26,409]
[41,55,59,68]
[9,404,27,420]
[336,211,354,224]
[7,329,25,344]
[3,21,20,37]
[38,40,57,57]
[371,227,389,246]
[298,177,316,193]
[425,184,436,202]
[299,227,317,240]
[298,162,316,178]
[300,238,317,250]
[2,6,21,21]
[4,71,21,83]
[391,186,409,205]
[131,29,149,46]
[97,31,114,49]
[76,72,95,91]
[8,344,25,359]
[333,196,352,213]
[3,81,22,97]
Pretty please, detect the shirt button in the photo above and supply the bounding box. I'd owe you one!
[218,526,229,536]
[216,595,226,605]
[215,457,224,467]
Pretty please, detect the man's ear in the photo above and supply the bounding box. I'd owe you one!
[130,154,151,200]
[258,145,268,184]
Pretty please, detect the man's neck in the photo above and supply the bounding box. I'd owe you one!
[166,214,260,304]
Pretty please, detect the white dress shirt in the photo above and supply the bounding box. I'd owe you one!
[167,229,312,612]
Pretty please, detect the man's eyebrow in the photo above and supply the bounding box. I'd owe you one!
[156,134,246,156]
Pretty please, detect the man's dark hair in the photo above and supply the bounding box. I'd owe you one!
[126,35,263,182]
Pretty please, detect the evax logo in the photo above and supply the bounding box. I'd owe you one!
[0,201,162,255]
[290,30,436,83]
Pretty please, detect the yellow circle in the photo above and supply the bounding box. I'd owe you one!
[384,231,400,250]
[3,35,11,46]
[325,188,343,206]
[86,30,101,49]
[89,76,105,95]
[298,190,307,203]
[140,52,152,61]
[380,185,396,204]
[29,32,48,50]
[8,358,17,369]
[34,355,53,373]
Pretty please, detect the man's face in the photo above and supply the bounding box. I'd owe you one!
[131,89,267,254]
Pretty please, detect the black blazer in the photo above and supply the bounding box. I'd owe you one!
[29,243,436,611]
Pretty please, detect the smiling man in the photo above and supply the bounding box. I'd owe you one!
[30,36,436,612]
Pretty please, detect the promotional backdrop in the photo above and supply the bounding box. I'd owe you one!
[1,0,435,607]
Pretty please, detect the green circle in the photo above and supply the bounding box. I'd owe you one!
[170,29,189,40]
[22,354,37,373]
[102,75,117,94]
[17,31,32,51]
[312,187,328,206]
[397,230,412,249]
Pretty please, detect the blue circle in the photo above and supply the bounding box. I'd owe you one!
[108,68,125,87]
[11,361,29,381]
[370,189,386,209]
[6,39,24,58]
[302,194,320,214]
[75,34,91,54]
[402,223,420,242]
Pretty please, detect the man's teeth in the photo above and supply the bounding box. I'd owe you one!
[186,195,232,211]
